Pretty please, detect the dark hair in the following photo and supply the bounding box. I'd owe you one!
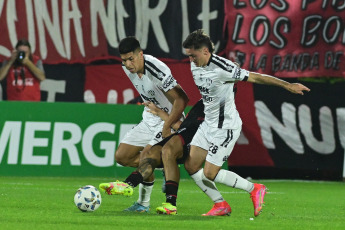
[182,29,214,53]
[15,39,31,50]
[119,37,141,54]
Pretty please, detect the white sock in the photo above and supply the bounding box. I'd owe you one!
[137,182,154,207]
[214,169,254,193]
[190,169,224,203]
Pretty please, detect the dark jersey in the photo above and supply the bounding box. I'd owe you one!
[175,99,205,142]
[155,99,204,164]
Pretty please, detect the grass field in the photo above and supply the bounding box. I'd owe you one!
[0,176,344,230]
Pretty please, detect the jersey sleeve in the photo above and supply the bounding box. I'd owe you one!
[160,73,178,92]
[219,66,249,82]
[146,58,178,92]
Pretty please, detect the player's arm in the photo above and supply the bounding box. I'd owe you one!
[143,101,182,130]
[247,72,310,95]
[162,84,189,137]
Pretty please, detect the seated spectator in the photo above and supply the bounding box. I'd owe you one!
[0,39,45,101]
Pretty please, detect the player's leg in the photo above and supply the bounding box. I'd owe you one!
[205,127,267,217]
[115,143,143,167]
[185,145,230,216]
[124,144,163,212]
[99,123,148,196]
[185,123,230,216]
[115,121,153,167]
[156,135,183,215]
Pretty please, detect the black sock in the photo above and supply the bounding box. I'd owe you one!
[165,180,179,206]
[124,171,143,188]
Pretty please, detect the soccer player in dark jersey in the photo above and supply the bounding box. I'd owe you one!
[99,99,205,215]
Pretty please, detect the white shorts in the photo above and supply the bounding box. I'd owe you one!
[190,122,241,167]
[120,120,165,147]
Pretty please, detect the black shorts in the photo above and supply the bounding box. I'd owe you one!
[153,124,199,165]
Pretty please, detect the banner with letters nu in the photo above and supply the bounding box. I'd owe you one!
[230,79,345,180]
[0,80,344,180]
[224,0,345,78]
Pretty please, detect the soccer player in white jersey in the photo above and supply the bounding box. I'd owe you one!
[182,29,310,216]
[100,37,189,212]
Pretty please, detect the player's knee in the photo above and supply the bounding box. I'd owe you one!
[114,151,124,166]
[184,159,198,175]
[115,150,131,166]
[162,144,178,161]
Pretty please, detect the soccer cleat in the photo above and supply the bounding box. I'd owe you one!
[250,183,267,217]
[202,201,231,216]
[99,181,133,197]
[156,202,177,215]
[124,202,150,213]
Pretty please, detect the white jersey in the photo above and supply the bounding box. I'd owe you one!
[122,54,178,126]
[190,54,249,129]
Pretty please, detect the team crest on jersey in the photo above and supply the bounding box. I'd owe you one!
[148,90,155,97]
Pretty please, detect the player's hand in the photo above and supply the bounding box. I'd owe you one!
[143,101,160,115]
[162,124,172,138]
[287,83,311,95]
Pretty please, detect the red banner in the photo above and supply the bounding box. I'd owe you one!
[225,0,345,78]
[0,0,225,64]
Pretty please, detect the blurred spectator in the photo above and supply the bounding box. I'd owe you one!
[0,39,45,101]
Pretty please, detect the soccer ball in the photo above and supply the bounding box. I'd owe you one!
[74,185,101,212]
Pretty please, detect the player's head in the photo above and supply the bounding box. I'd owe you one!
[183,29,214,67]
[119,37,144,73]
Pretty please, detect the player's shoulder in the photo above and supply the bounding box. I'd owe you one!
[209,54,236,73]
[144,54,168,70]
[144,54,171,78]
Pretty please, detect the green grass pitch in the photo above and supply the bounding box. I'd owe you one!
[0,176,344,230]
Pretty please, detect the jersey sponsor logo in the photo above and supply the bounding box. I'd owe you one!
[202,95,213,102]
[141,94,159,104]
[162,75,174,90]
[233,68,242,79]
[197,85,210,94]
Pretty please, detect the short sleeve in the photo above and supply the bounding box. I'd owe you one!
[219,66,249,82]
[160,74,178,92]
